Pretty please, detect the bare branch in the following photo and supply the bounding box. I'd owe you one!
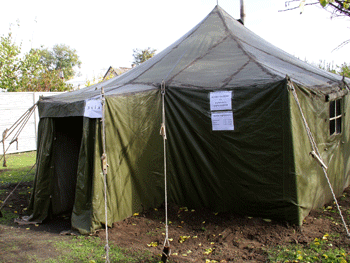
[329,1,350,16]
[279,2,319,12]
[332,39,350,52]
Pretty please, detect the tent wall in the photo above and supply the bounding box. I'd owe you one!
[166,81,299,223]
[83,89,164,233]
[291,85,350,223]
[28,118,54,222]
[71,117,97,233]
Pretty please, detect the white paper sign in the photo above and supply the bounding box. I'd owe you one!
[210,91,232,111]
[84,99,103,118]
[211,111,234,131]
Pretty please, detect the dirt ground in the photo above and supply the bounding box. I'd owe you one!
[1,182,350,262]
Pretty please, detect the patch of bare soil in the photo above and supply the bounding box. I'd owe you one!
[1,182,350,262]
[96,188,350,262]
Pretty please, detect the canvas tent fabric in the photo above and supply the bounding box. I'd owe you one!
[27,5,350,234]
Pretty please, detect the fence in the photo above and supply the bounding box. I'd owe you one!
[0,92,62,154]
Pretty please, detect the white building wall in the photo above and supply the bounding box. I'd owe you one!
[0,92,62,154]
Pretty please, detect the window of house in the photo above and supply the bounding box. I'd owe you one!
[329,99,342,136]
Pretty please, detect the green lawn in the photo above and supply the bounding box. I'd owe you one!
[0,151,36,184]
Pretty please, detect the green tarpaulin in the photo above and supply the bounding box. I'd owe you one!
[27,5,350,233]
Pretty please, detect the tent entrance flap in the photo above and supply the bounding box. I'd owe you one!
[51,117,83,215]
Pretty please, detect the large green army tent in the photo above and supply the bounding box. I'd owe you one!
[27,5,350,234]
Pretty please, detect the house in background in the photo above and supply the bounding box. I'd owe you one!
[103,66,131,81]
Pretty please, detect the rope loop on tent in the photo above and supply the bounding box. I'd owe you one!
[160,80,171,263]
[288,79,350,238]
[1,103,37,167]
[100,87,110,263]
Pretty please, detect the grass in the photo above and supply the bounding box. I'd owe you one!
[0,210,18,224]
[0,151,36,184]
[43,235,158,263]
[267,233,349,263]
[0,151,158,263]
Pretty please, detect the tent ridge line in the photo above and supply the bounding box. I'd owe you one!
[215,7,232,37]
[217,6,339,86]
[216,8,278,81]
[229,34,280,80]
[236,37,341,86]
[166,35,230,84]
[220,59,252,89]
[263,64,325,91]
[124,11,214,86]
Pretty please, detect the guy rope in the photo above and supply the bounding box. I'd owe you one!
[287,78,350,238]
[160,81,171,262]
[1,103,37,167]
[100,87,110,263]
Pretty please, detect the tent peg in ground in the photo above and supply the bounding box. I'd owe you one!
[161,246,171,262]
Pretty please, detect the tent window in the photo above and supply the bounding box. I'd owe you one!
[329,99,342,136]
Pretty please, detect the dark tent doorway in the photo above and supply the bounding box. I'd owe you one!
[50,117,83,216]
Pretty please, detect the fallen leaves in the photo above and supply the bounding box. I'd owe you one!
[178,235,191,243]
[146,241,158,247]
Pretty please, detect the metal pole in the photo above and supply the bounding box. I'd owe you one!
[240,0,246,25]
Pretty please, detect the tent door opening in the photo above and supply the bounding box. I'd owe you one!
[50,117,83,216]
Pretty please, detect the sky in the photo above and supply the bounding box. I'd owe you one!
[1,0,350,82]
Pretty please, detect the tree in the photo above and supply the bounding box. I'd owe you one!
[0,32,47,91]
[283,0,350,17]
[0,31,21,91]
[0,30,76,92]
[38,44,81,80]
[282,1,350,48]
[338,62,350,77]
[132,47,157,66]
[316,60,350,78]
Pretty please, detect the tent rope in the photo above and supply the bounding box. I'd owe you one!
[160,81,171,262]
[1,104,37,167]
[288,80,350,238]
[100,87,110,263]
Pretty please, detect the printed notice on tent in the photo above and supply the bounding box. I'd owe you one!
[211,111,234,131]
[84,99,103,118]
[210,91,232,111]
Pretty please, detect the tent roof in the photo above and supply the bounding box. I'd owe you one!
[41,5,347,105]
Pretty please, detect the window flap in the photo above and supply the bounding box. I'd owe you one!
[325,89,348,102]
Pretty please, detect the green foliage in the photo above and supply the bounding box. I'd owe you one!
[132,47,157,66]
[30,68,73,92]
[0,31,25,91]
[318,0,350,10]
[268,233,350,263]
[0,28,79,92]
[38,44,81,80]
[337,62,350,78]
[317,60,350,78]
[285,1,350,17]
[84,74,104,87]
[318,0,350,15]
